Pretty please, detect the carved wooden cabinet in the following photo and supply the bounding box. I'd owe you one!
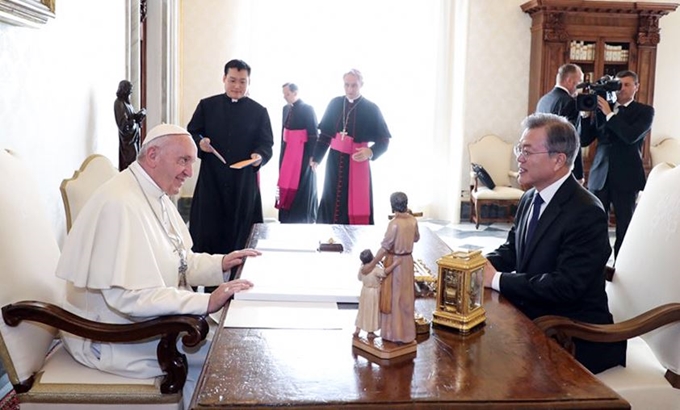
[521,0,677,180]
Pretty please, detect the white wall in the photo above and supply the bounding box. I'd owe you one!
[2,0,679,240]
[180,0,250,128]
[146,0,181,128]
[0,0,125,246]
[179,0,451,221]
[652,6,680,144]
[460,0,531,190]
[459,0,680,193]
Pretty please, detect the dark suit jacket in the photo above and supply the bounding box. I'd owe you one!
[536,87,583,179]
[580,100,654,192]
[486,176,626,374]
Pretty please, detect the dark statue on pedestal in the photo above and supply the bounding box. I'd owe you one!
[114,80,146,171]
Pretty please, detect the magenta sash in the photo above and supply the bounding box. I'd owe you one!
[330,133,370,225]
[276,129,308,210]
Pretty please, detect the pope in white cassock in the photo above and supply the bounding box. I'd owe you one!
[55,124,260,408]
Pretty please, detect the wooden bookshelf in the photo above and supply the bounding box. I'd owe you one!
[521,0,677,181]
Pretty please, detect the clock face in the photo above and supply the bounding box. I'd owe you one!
[441,267,462,313]
[438,265,484,314]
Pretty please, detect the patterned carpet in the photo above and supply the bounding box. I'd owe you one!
[0,374,17,410]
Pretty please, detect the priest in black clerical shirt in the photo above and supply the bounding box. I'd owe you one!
[187,59,274,279]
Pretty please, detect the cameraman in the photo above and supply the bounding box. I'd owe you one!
[537,63,585,183]
[580,70,654,259]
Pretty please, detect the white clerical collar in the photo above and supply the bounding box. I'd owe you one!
[129,162,165,199]
[346,95,361,104]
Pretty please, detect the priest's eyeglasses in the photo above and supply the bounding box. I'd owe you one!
[513,144,554,159]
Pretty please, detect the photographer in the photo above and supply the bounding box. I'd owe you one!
[537,63,585,183]
[579,70,654,259]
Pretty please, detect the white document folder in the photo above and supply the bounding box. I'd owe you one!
[223,300,356,329]
[236,251,362,303]
[254,238,318,252]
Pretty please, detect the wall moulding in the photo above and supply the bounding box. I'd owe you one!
[0,0,55,28]
[521,0,679,16]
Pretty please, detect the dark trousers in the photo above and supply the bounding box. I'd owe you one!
[592,183,638,259]
[575,338,627,374]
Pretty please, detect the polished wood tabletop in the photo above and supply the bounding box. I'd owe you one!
[191,223,628,409]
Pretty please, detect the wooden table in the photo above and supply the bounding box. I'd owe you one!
[190,224,628,409]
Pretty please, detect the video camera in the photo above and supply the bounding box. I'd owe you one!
[576,75,622,111]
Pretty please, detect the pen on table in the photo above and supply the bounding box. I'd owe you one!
[198,134,227,164]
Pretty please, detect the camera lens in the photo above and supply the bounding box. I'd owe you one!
[576,94,598,111]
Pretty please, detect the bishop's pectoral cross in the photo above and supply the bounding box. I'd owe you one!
[340,130,348,140]
[178,248,188,287]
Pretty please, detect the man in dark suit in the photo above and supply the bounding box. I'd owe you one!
[483,112,626,374]
[536,63,584,182]
[580,70,654,259]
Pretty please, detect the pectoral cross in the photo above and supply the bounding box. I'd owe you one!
[340,130,347,140]
[178,249,188,287]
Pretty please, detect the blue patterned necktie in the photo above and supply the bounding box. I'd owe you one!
[525,193,544,246]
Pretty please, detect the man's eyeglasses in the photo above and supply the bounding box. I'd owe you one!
[513,144,554,159]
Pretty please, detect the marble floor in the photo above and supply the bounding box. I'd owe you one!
[420,219,617,267]
[421,219,512,255]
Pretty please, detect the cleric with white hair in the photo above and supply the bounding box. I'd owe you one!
[56,123,260,408]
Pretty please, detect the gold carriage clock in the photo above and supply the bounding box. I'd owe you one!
[432,250,486,333]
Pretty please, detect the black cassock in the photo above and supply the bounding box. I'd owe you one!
[188,95,274,256]
[278,99,319,223]
[313,96,391,225]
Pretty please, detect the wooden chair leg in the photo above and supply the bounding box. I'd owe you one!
[470,198,475,224]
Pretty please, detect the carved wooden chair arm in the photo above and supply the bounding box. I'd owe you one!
[2,300,209,394]
[535,303,680,388]
[535,303,680,346]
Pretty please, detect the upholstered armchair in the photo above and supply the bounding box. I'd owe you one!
[0,149,208,409]
[534,163,680,409]
[60,154,119,231]
[650,138,680,168]
[468,134,524,228]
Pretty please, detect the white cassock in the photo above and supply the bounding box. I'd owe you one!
[56,161,224,406]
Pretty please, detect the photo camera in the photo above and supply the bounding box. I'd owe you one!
[576,75,622,111]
